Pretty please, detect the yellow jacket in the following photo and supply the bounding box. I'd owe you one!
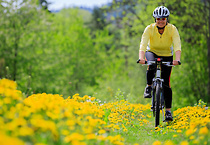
[139,23,181,56]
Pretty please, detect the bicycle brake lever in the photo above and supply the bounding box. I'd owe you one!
[162,62,174,66]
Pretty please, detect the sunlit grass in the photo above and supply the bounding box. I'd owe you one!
[0,79,209,145]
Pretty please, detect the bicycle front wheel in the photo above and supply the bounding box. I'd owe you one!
[155,83,161,127]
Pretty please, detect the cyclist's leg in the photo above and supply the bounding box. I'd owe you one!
[144,51,157,98]
[161,56,173,120]
[161,56,173,108]
[145,51,157,85]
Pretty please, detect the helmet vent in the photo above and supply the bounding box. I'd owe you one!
[159,8,162,15]
[153,6,170,18]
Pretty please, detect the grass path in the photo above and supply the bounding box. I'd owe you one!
[114,105,210,145]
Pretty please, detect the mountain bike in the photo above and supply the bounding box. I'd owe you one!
[137,58,181,127]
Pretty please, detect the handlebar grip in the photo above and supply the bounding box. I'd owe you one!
[136,59,147,64]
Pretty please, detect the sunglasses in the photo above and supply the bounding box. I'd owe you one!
[156,18,167,20]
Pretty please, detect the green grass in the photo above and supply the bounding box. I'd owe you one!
[108,108,210,145]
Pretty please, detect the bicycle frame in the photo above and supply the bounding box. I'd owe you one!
[151,59,165,127]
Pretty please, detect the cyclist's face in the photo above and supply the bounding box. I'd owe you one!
[156,18,167,28]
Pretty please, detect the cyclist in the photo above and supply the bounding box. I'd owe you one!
[138,6,181,121]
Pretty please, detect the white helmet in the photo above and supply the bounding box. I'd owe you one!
[153,6,170,18]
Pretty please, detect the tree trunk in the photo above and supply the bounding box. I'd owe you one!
[13,39,18,81]
[13,21,18,81]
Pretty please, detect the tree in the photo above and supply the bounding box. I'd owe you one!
[88,7,107,30]
[97,0,210,105]
[0,0,45,80]
[39,0,51,12]
[204,0,210,99]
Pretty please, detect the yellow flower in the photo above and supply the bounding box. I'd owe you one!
[153,141,161,145]
[0,79,17,89]
[86,133,96,140]
[185,129,194,136]
[180,141,189,145]
[71,140,86,145]
[19,126,34,136]
[173,135,177,137]
[97,135,106,141]
[163,132,166,134]
[90,97,96,101]
[192,139,199,144]
[61,130,69,135]
[155,127,161,132]
[0,132,24,145]
[113,125,120,130]
[147,114,151,118]
[199,126,208,135]
[64,133,84,143]
[98,129,106,134]
[189,135,195,140]
[3,97,11,104]
[164,140,174,145]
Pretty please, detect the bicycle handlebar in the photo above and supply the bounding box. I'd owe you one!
[136,58,181,66]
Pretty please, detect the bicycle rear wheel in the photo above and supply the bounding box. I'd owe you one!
[155,83,161,127]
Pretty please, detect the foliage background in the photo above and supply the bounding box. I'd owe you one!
[0,0,209,108]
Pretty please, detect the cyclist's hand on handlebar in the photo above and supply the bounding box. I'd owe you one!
[138,58,146,64]
[173,60,181,65]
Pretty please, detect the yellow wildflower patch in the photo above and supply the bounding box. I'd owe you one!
[0,79,209,145]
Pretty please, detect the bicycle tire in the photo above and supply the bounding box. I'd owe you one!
[152,86,156,117]
[155,83,161,127]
